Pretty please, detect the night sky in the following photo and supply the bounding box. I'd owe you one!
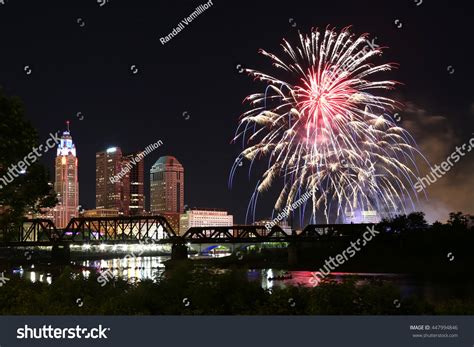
[0,0,472,223]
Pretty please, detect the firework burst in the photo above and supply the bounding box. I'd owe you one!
[230,27,426,224]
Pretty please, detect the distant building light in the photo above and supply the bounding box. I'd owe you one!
[106,147,117,153]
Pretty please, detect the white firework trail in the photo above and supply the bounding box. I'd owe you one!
[230,26,428,224]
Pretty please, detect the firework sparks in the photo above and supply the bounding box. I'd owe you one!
[230,27,426,224]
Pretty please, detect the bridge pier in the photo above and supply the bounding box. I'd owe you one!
[288,242,299,266]
[171,237,188,260]
[51,244,70,264]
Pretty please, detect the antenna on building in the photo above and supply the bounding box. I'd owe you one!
[66,120,70,132]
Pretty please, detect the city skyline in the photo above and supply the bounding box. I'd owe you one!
[44,122,234,228]
[45,126,240,233]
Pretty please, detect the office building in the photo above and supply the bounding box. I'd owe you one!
[150,156,184,214]
[83,208,119,218]
[345,209,379,224]
[123,152,145,215]
[254,219,292,233]
[160,211,181,235]
[96,147,130,214]
[179,208,233,234]
[96,147,147,216]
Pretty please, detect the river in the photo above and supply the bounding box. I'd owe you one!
[12,254,474,303]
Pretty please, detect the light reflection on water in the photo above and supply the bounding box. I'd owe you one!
[19,255,404,288]
[16,256,418,296]
[16,266,54,285]
[31,271,53,285]
[81,256,408,292]
[83,256,168,282]
[17,256,170,284]
[249,269,406,290]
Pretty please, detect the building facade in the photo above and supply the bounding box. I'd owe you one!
[123,152,145,215]
[160,211,181,235]
[83,208,119,218]
[179,208,233,234]
[96,148,146,216]
[254,219,292,233]
[150,156,184,215]
[344,209,379,224]
[53,124,79,228]
[96,147,129,215]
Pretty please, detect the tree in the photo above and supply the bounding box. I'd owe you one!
[378,212,428,233]
[386,214,408,233]
[447,212,469,231]
[0,88,57,236]
[406,212,428,231]
[431,221,444,232]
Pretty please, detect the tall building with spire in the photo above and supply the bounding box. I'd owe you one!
[53,121,79,228]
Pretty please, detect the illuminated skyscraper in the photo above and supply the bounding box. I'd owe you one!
[95,147,130,214]
[53,122,79,228]
[150,156,184,214]
[123,152,145,215]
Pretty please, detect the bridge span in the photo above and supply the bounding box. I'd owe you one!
[0,216,374,263]
[1,215,373,245]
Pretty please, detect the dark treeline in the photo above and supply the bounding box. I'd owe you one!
[288,212,474,274]
[377,211,473,233]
